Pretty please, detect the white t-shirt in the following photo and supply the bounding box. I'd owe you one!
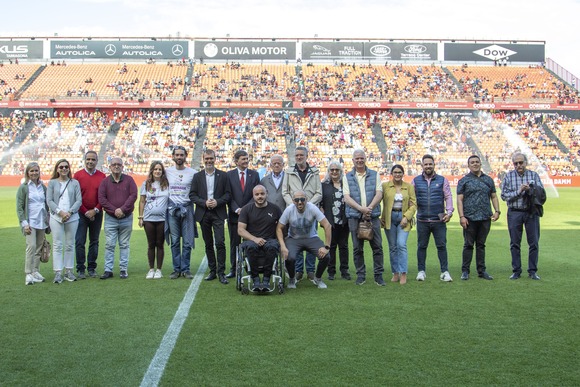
[166,166,196,205]
[279,202,326,239]
[140,180,170,222]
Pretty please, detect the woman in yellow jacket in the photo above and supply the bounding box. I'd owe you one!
[380,164,416,284]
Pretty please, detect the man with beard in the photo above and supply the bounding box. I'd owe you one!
[412,154,454,282]
[238,185,282,291]
[166,145,197,279]
[277,191,332,290]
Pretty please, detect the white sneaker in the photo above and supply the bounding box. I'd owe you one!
[287,278,297,289]
[25,274,35,285]
[146,269,155,279]
[314,277,327,289]
[416,271,426,281]
[32,272,45,283]
[440,271,453,282]
[154,269,163,279]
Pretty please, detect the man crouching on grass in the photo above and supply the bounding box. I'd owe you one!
[276,191,332,289]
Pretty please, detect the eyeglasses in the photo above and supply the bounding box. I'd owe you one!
[85,158,97,161]
[110,163,123,167]
[513,161,525,166]
[330,168,340,172]
[58,165,69,170]
[293,198,306,203]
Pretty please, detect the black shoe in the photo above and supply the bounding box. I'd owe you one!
[219,274,229,284]
[341,272,352,280]
[262,277,271,291]
[328,273,335,280]
[204,272,217,281]
[88,269,98,278]
[479,272,493,280]
[225,270,235,279]
[509,272,521,280]
[461,271,469,280]
[77,271,87,280]
[374,276,386,286]
[529,272,541,280]
[100,271,113,280]
[169,271,181,279]
[182,271,194,279]
[251,277,261,291]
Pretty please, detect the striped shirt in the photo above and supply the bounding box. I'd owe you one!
[500,169,543,210]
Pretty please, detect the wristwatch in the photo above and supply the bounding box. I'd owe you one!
[324,245,330,250]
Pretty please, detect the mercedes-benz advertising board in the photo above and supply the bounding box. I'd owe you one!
[0,40,43,59]
[50,40,189,59]
[301,42,437,61]
[194,41,296,60]
[444,42,545,62]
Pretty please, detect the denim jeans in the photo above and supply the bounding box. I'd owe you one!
[167,206,195,273]
[103,213,133,273]
[461,218,491,274]
[50,217,79,272]
[507,209,540,274]
[75,211,103,272]
[416,221,448,273]
[348,218,384,279]
[384,211,410,274]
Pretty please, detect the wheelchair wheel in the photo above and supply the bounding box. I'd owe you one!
[235,247,244,291]
[241,287,249,295]
[278,283,285,294]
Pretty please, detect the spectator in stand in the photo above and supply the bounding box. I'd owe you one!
[380,164,416,285]
[138,161,170,279]
[73,150,106,279]
[98,157,138,280]
[320,160,351,280]
[16,162,50,285]
[47,159,82,284]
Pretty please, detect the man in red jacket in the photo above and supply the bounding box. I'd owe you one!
[73,150,106,279]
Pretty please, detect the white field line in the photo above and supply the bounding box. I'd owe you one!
[140,256,208,387]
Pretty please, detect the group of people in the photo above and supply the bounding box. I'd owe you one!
[17,145,546,289]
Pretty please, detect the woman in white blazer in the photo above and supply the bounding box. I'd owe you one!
[46,159,82,284]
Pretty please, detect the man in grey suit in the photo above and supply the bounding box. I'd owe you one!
[190,149,231,284]
[260,154,286,211]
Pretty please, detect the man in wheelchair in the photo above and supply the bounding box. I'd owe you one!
[238,185,283,291]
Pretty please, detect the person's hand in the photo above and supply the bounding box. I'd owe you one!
[23,225,32,235]
[519,183,530,194]
[442,214,452,223]
[254,237,266,247]
[138,218,144,228]
[400,217,408,228]
[281,246,289,261]
[85,209,96,219]
[491,212,500,222]
[460,216,469,229]
[114,208,124,218]
[235,208,242,215]
[317,246,329,259]
[380,218,385,228]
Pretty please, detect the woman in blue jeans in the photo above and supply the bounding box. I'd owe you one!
[380,165,416,284]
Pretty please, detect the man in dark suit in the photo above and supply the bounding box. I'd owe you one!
[226,149,260,278]
[189,149,231,284]
[260,154,286,212]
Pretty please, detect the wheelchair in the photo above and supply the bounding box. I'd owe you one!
[235,245,285,295]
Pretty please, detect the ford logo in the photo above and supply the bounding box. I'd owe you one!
[370,45,391,56]
[404,45,427,54]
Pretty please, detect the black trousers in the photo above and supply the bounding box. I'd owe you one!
[461,218,491,274]
[328,223,349,275]
[201,211,226,276]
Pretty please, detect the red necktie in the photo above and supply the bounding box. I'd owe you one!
[240,171,245,191]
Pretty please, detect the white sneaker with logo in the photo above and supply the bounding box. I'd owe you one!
[416,271,426,281]
[440,271,453,282]
[146,269,155,279]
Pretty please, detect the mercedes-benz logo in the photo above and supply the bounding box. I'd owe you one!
[104,44,117,56]
[172,44,184,56]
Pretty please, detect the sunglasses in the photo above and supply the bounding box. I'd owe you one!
[293,198,306,203]
[513,161,525,166]
[58,165,69,170]
[330,168,340,172]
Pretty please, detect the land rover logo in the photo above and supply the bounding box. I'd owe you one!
[104,44,117,56]
[404,45,427,54]
[204,43,219,58]
[370,45,391,57]
[172,44,183,56]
